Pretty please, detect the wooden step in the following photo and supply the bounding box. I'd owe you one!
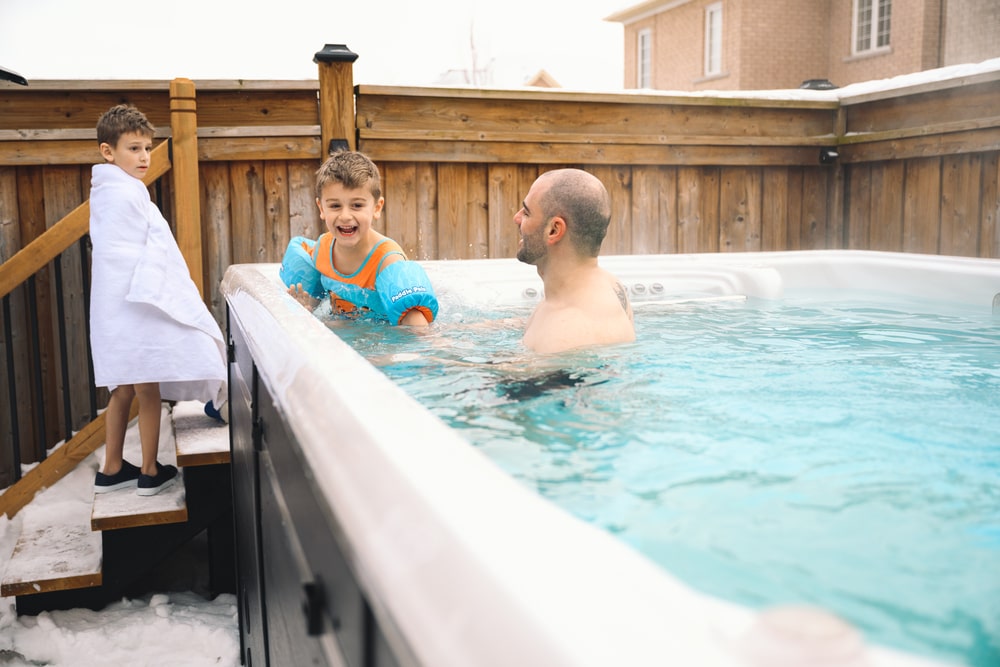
[2,401,229,599]
[1,520,102,597]
[172,400,230,467]
[90,403,187,531]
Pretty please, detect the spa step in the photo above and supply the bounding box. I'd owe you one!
[0,519,103,597]
[2,402,232,601]
[172,400,231,467]
[90,401,228,531]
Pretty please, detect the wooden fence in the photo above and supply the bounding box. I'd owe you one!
[1,48,998,477]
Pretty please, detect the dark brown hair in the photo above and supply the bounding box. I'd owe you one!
[96,104,155,148]
[315,151,382,201]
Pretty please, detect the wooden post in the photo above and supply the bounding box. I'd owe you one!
[828,106,848,248]
[314,44,359,155]
[169,77,204,297]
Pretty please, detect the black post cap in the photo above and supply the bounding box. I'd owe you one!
[0,66,28,86]
[799,78,837,90]
[314,44,359,64]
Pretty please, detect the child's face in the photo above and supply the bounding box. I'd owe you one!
[316,180,384,249]
[100,131,153,180]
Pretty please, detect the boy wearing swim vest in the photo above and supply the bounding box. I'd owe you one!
[282,151,437,326]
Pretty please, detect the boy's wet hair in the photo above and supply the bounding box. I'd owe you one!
[96,104,155,148]
[316,151,382,201]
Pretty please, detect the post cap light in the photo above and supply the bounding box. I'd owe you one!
[314,44,359,64]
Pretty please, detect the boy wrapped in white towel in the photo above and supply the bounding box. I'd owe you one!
[89,104,227,496]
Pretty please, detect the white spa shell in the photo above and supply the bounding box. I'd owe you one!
[222,250,1000,667]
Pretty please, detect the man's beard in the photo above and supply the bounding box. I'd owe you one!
[516,229,546,265]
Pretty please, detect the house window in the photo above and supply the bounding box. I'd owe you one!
[638,29,652,88]
[854,0,891,53]
[705,3,723,76]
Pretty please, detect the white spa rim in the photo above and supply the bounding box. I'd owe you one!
[223,250,998,667]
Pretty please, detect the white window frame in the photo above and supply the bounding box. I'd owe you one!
[853,0,891,55]
[704,2,723,77]
[637,29,652,88]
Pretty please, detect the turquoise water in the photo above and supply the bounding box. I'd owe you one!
[331,293,1000,666]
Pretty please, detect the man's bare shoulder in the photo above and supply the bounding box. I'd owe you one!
[523,271,635,353]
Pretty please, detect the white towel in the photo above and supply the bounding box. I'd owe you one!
[89,163,226,404]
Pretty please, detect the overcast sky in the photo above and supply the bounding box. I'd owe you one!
[0,0,627,90]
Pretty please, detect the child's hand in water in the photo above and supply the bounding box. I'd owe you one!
[287,283,320,310]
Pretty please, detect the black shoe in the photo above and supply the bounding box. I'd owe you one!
[204,400,228,423]
[94,460,141,493]
[137,463,178,496]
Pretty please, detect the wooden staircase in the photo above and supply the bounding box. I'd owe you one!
[1,401,234,614]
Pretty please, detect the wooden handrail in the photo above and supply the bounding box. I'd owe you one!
[0,400,139,519]
[0,141,171,300]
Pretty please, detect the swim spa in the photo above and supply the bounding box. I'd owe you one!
[221,250,1000,667]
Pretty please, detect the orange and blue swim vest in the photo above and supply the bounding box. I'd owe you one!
[279,233,438,325]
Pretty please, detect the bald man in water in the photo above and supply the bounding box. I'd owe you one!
[513,168,635,353]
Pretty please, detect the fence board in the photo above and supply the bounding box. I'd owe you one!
[359,138,821,167]
[983,153,1000,259]
[194,90,320,127]
[288,161,321,240]
[19,166,60,457]
[435,164,468,260]
[415,164,437,261]
[844,81,1000,134]
[869,162,905,251]
[785,169,806,250]
[902,158,942,254]
[42,166,91,433]
[198,136,321,162]
[657,167,679,254]
[719,167,762,252]
[0,167,22,482]
[0,91,170,130]
[263,162,290,264]
[700,168,721,252]
[467,165,490,259]
[10,169,41,460]
[357,93,836,142]
[676,168,700,254]
[940,154,982,256]
[800,169,829,250]
[381,162,419,260]
[201,162,233,325]
[846,164,871,250]
[486,164,519,260]
[229,161,267,264]
[592,165,632,256]
[630,167,663,254]
[761,168,789,251]
[841,127,1000,164]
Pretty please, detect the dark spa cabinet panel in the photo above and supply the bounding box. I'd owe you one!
[227,306,404,667]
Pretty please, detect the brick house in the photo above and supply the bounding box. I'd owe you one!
[606,0,1000,91]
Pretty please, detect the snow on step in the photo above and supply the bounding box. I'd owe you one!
[91,405,187,531]
[1,524,102,596]
[1,458,102,597]
[172,400,230,467]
